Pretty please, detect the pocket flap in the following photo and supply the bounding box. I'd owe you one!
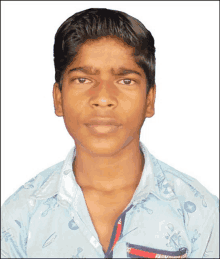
[126,242,188,258]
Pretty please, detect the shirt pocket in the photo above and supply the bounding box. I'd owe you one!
[126,242,188,258]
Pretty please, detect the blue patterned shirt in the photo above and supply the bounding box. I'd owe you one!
[1,141,219,258]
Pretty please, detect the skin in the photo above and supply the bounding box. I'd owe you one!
[53,35,156,191]
[53,36,156,252]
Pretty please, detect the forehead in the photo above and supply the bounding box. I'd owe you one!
[81,35,133,50]
[79,37,133,58]
[66,36,144,75]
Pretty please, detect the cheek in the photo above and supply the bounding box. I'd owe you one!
[122,94,146,118]
[62,90,82,113]
[61,96,78,126]
[134,102,148,128]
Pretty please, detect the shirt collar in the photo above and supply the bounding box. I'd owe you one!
[33,141,171,208]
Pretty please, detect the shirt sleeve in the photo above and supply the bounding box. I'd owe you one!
[202,207,219,258]
[1,203,28,258]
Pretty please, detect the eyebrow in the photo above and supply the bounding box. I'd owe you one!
[68,66,142,77]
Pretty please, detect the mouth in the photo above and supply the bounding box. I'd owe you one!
[85,124,121,134]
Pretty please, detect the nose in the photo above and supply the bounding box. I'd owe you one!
[89,80,118,108]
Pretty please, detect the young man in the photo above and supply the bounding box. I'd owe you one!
[1,8,219,259]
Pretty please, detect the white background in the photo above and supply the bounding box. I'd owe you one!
[1,1,219,205]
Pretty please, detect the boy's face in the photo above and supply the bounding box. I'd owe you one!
[53,37,156,156]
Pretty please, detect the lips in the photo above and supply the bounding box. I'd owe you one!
[86,125,120,134]
[85,117,122,134]
[85,117,121,127]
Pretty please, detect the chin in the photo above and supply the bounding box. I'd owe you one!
[74,137,129,157]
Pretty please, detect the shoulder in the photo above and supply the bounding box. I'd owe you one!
[150,153,219,217]
[1,160,64,219]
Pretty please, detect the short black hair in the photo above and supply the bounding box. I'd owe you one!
[53,8,156,95]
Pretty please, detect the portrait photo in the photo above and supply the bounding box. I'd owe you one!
[1,1,219,258]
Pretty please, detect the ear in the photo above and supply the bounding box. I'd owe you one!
[145,84,156,118]
[53,82,64,117]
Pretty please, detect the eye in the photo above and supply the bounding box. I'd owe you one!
[118,79,136,85]
[72,78,92,84]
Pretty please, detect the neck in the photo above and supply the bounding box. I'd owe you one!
[73,139,145,193]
